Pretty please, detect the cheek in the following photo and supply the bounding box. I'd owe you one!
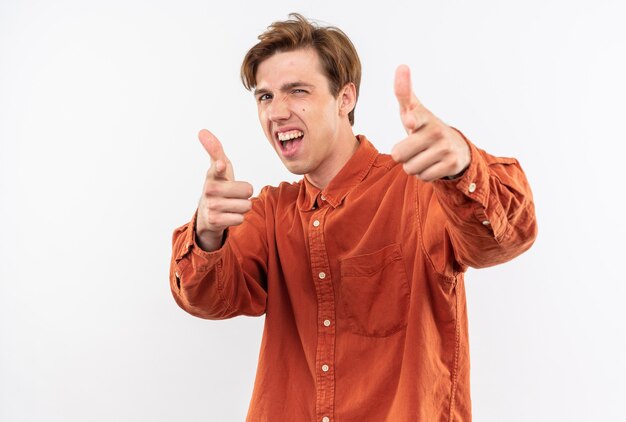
[259,106,268,118]
[258,110,270,129]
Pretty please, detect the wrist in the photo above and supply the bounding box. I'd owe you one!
[194,224,226,252]
[444,165,468,180]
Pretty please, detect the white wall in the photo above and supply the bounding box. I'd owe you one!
[1,0,625,420]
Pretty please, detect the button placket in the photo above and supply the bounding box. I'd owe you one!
[307,206,336,421]
[311,211,332,329]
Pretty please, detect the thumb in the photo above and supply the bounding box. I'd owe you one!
[198,129,234,180]
[394,64,422,112]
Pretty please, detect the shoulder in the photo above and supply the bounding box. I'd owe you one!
[372,152,401,172]
[367,151,440,204]
[367,151,416,189]
[254,180,302,205]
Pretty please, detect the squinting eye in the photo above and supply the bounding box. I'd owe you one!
[258,94,272,102]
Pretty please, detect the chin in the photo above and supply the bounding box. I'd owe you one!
[281,160,309,176]
[285,165,307,176]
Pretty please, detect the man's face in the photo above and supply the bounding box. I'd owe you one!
[254,48,350,181]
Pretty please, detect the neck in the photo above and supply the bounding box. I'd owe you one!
[306,131,359,189]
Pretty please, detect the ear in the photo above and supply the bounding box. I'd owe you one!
[337,82,357,117]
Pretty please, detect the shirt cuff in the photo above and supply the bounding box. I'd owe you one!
[174,211,228,274]
[433,134,488,209]
[432,133,513,241]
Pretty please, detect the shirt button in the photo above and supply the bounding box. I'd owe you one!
[320,194,326,201]
[482,220,490,226]
[318,272,326,279]
[468,182,477,193]
[322,364,329,372]
[323,319,331,327]
[313,220,320,227]
[322,417,330,422]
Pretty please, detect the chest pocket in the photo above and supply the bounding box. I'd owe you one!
[339,244,410,337]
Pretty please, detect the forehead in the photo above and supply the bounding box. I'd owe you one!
[255,48,328,89]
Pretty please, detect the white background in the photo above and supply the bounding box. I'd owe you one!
[1,0,625,421]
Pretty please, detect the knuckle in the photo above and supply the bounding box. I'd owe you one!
[206,214,220,226]
[206,167,220,181]
[206,198,221,212]
[204,182,220,197]
[394,142,409,162]
[441,143,454,156]
[431,125,445,140]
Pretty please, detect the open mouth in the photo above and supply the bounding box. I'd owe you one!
[276,129,304,155]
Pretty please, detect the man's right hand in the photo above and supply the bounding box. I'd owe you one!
[195,129,254,252]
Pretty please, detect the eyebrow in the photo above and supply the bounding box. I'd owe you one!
[254,81,314,97]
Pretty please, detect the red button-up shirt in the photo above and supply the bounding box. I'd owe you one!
[170,135,537,421]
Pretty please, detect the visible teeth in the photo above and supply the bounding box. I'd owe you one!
[277,130,303,141]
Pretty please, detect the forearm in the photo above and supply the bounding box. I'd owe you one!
[170,215,268,319]
[430,140,538,269]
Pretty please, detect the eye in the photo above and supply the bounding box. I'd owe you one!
[257,93,272,102]
[292,89,307,94]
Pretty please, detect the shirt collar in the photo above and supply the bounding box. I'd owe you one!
[297,135,379,211]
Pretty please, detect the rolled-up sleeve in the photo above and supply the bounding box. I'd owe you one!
[169,192,270,319]
[431,138,538,270]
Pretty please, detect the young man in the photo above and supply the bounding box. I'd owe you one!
[170,13,537,422]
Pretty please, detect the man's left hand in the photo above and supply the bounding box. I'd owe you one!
[391,65,470,182]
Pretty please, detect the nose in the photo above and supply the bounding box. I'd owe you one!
[267,96,290,121]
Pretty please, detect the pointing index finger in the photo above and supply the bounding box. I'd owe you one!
[394,65,422,112]
[198,129,227,163]
[198,129,233,177]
